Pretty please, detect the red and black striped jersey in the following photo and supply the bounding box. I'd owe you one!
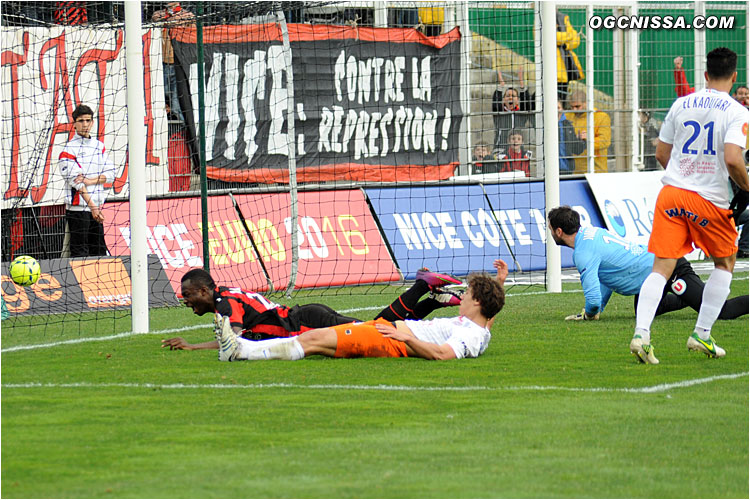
[213,286,300,340]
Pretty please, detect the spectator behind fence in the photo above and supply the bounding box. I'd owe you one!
[492,66,535,151]
[59,105,116,257]
[568,90,611,173]
[496,130,532,177]
[733,84,749,107]
[639,111,661,171]
[556,10,584,100]
[558,100,584,174]
[152,2,194,123]
[471,143,497,175]
[673,56,694,97]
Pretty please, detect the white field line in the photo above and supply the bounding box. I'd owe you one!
[2,372,746,394]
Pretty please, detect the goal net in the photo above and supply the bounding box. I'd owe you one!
[12,2,742,335]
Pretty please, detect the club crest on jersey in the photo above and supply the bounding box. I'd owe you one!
[678,157,696,176]
[671,278,687,295]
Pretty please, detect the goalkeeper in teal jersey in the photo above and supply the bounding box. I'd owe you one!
[548,206,747,321]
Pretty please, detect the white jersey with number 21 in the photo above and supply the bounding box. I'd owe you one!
[658,88,748,209]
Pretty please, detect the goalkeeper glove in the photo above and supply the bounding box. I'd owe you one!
[728,189,748,222]
[565,308,600,321]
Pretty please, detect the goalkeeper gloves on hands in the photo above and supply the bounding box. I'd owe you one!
[565,308,600,321]
[728,189,748,222]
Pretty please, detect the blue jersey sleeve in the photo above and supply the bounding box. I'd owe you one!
[574,239,605,316]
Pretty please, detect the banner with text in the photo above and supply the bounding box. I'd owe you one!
[1,255,177,317]
[365,179,604,278]
[1,27,170,209]
[170,24,462,183]
[102,190,400,294]
[585,171,702,259]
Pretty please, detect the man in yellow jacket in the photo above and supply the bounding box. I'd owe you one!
[569,91,611,173]
[556,11,584,99]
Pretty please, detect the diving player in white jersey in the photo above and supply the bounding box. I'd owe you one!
[632,47,749,364]
[214,261,508,362]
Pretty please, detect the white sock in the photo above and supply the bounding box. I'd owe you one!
[694,268,732,339]
[235,337,305,361]
[635,272,667,343]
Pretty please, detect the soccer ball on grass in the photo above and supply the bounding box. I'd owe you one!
[9,255,41,287]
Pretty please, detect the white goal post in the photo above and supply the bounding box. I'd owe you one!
[125,0,149,333]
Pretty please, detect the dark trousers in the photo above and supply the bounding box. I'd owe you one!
[240,304,360,341]
[67,210,107,257]
[633,257,748,320]
[293,303,361,328]
[736,208,748,254]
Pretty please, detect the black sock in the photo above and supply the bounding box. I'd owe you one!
[375,280,430,321]
[412,298,441,320]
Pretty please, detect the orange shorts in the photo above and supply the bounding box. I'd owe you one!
[332,319,409,358]
[649,185,738,258]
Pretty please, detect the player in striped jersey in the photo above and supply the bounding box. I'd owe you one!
[161,269,359,351]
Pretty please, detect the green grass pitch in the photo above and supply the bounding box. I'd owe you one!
[2,275,748,498]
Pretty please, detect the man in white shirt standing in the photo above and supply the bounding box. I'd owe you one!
[630,47,749,364]
[59,104,117,257]
[215,260,508,362]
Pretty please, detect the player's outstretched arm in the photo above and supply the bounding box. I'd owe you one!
[493,259,509,286]
[161,337,219,351]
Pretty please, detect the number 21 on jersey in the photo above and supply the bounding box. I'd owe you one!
[681,120,716,156]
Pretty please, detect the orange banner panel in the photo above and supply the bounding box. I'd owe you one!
[69,258,132,308]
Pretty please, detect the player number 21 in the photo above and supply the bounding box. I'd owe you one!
[681,120,716,156]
